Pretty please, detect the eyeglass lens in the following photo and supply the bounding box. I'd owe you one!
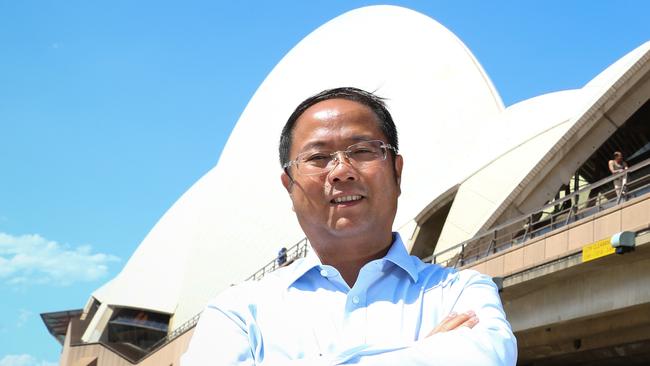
[296,140,389,176]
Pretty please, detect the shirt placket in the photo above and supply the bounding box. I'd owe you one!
[341,286,367,349]
[341,261,387,350]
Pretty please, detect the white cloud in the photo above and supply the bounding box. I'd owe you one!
[0,232,119,286]
[0,354,57,366]
[16,309,32,328]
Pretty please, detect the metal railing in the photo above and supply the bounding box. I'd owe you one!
[145,312,201,357]
[246,237,309,281]
[425,158,650,268]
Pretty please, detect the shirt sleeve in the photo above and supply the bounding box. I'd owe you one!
[181,301,256,366]
[336,270,517,365]
[181,288,333,366]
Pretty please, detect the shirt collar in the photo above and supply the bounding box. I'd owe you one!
[284,232,419,288]
[383,233,420,283]
[282,247,321,288]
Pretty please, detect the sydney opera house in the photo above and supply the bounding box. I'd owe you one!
[42,6,650,366]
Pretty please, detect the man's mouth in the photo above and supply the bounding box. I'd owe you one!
[331,195,364,204]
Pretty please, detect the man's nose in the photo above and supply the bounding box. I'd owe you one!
[328,151,358,182]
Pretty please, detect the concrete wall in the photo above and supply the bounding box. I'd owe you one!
[473,194,650,364]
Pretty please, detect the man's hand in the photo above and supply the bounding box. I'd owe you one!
[426,311,479,337]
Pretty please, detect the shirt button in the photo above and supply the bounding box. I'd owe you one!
[352,296,360,304]
[320,269,328,277]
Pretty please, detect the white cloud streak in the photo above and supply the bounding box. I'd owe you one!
[0,354,57,366]
[0,232,119,286]
[16,309,32,328]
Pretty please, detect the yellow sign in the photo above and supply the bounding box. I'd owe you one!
[582,238,615,262]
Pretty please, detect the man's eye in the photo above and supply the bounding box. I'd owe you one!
[350,148,374,154]
[304,154,329,162]
[350,148,378,157]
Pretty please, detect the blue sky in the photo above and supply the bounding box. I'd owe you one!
[0,1,648,364]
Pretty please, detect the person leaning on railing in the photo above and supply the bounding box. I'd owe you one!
[182,87,517,365]
[609,151,629,197]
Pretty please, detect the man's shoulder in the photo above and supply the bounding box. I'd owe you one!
[412,257,455,281]
[206,280,258,310]
[414,260,493,291]
[207,257,309,309]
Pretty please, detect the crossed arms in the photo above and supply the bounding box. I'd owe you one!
[182,271,517,365]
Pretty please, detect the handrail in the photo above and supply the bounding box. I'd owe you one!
[426,157,650,267]
[145,312,201,356]
[245,237,310,281]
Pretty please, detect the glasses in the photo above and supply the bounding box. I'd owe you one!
[283,140,397,176]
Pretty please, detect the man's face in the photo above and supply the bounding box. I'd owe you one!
[616,154,623,163]
[281,98,403,246]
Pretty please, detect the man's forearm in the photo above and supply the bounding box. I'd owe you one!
[334,326,516,366]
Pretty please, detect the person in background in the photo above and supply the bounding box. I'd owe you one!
[277,247,288,267]
[609,151,628,197]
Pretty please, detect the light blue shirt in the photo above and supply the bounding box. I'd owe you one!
[183,234,517,365]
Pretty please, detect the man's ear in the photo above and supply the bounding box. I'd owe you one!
[281,170,293,194]
[394,154,403,195]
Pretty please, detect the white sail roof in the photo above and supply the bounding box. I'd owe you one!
[91,5,508,328]
[86,2,650,336]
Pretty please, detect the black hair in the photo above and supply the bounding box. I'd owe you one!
[279,87,398,169]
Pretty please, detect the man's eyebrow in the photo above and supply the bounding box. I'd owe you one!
[300,135,376,152]
[349,135,375,142]
[300,141,327,151]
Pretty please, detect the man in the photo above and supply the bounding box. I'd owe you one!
[183,87,517,365]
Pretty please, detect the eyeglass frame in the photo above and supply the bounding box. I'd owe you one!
[282,139,398,177]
